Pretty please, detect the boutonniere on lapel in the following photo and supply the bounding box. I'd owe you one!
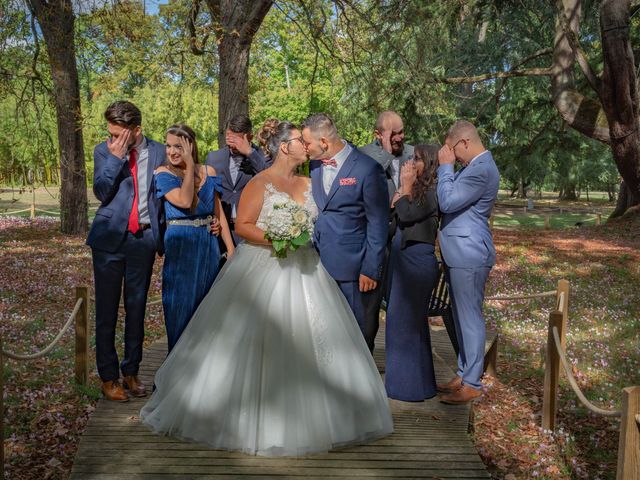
[339,177,357,186]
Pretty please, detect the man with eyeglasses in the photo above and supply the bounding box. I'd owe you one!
[435,120,500,405]
[205,114,269,245]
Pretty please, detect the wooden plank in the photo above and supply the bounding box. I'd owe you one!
[71,475,491,480]
[71,325,490,479]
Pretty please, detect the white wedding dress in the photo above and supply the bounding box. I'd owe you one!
[140,182,393,456]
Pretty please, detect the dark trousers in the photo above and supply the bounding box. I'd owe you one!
[91,229,156,382]
[337,280,381,353]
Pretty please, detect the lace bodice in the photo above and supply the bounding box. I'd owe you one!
[256,182,318,231]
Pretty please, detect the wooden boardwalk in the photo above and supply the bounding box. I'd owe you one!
[70,325,490,479]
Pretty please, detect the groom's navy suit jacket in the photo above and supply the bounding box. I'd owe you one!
[86,137,166,254]
[311,149,389,282]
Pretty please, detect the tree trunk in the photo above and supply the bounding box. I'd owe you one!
[551,0,611,142]
[550,0,640,217]
[611,181,637,217]
[28,0,87,234]
[559,183,578,200]
[599,0,640,217]
[205,0,273,147]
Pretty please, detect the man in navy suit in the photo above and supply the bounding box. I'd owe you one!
[86,101,166,402]
[302,113,389,352]
[436,120,500,405]
[205,114,269,245]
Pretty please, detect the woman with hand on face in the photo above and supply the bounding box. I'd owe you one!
[385,144,441,402]
[154,124,235,353]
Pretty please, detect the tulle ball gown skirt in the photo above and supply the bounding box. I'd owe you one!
[140,243,393,456]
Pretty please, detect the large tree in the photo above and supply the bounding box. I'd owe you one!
[551,0,639,217]
[189,0,273,146]
[26,0,87,233]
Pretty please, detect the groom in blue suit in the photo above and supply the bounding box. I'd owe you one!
[436,120,500,405]
[86,101,166,402]
[302,113,389,352]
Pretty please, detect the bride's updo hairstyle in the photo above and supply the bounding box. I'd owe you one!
[256,118,280,157]
[264,121,298,161]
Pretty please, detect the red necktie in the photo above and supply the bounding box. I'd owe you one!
[127,148,140,234]
[321,158,337,167]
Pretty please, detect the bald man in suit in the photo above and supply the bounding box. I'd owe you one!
[436,120,500,405]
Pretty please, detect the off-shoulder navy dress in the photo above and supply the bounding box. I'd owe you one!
[155,172,223,352]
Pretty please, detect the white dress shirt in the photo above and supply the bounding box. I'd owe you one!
[390,156,401,190]
[322,141,352,195]
[229,153,243,185]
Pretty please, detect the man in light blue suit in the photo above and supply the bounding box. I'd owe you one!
[302,113,389,352]
[436,120,500,405]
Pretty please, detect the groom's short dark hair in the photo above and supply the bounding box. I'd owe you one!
[226,114,253,134]
[302,113,338,140]
[104,101,142,127]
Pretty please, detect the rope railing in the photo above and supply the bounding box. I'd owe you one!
[551,325,621,417]
[1,298,83,361]
[1,287,90,478]
[538,282,639,479]
[486,290,557,301]
[34,208,60,215]
[0,208,32,215]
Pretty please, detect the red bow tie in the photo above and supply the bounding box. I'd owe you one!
[321,158,337,167]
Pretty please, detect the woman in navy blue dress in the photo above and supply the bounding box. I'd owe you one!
[385,144,440,401]
[155,124,235,353]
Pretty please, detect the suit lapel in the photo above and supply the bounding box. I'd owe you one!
[311,167,326,211]
[325,151,357,207]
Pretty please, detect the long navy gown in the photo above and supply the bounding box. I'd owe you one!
[155,172,223,352]
[385,190,439,402]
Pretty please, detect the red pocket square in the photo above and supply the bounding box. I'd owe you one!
[340,177,357,186]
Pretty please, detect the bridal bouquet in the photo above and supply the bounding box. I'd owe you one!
[263,201,314,258]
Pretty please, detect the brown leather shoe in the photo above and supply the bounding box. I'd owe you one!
[101,380,129,402]
[122,375,147,397]
[440,384,482,405]
[436,375,463,393]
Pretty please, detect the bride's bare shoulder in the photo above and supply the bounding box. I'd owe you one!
[243,174,270,196]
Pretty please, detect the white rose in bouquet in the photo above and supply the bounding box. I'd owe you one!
[264,200,313,258]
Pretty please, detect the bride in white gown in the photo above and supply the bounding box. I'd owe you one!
[140,121,393,456]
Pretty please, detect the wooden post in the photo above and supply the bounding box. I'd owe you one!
[1,335,4,479]
[544,214,550,229]
[596,213,602,226]
[556,280,570,352]
[542,310,564,431]
[74,286,89,386]
[523,206,527,214]
[483,336,499,377]
[30,203,35,219]
[489,215,494,230]
[617,386,640,480]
